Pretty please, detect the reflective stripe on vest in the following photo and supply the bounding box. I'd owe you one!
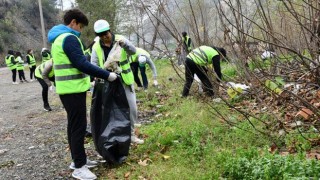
[52,33,90,94]
[187,46,219,66]
[129,47,150,63]
[27,54,36,66]
[92,34,134,85]
[5,55,16,70]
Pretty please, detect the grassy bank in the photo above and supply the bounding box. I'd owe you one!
[96,59,320,179]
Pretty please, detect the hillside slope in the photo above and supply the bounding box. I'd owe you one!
[0,0,58,66]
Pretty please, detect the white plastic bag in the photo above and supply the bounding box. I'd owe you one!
[104,41,122,73]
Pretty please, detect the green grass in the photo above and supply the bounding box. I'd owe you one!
[95,59,320,179]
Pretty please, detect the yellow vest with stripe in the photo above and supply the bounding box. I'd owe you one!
[16,57,24,71]
[5,55,16,70]
[51,33,90,95]
[42,53,51,63]
[35,60,54,79]
[92,34,134,85]
[27,54,36,66]
[187,46,219,66]
[129,47,150,63]
[184,36,192,51]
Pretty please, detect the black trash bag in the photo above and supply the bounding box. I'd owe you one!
[90,78,131,164]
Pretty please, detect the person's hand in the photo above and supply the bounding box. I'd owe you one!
[90,81,95,87]
[153,80,158,86]
[49,86,53,91]
[118,39,125,47]
[107,72,118,82]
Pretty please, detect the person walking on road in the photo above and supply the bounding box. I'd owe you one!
[48,9,117,180]
[129,47,158,90]
[182,46,226,97]
[91,19,144,144]
[15,51,28,83]
[26,49,37,82]
[35,59,54,111]
[5,50,18,84]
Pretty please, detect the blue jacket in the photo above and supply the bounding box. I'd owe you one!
[48,24,110,79]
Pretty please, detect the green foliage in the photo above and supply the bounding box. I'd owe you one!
[265,76,285,94]
[222,152,320,179]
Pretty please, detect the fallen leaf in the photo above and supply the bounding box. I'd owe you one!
[162,155,170,160]
[138,159,148,166]
[124,171,131,178]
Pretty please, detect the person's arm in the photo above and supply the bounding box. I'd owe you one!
[146,57,157,79]
[119,38,136,56]
[42,61,53,87]
[26,55,30,64]
[90,48,99,67]
[63,35,111,80]
[212,55,222,81]
[11,56,16,64]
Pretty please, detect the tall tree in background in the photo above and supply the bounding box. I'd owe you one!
[76,0,118,45]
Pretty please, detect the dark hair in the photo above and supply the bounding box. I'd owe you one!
[8,50,14,55]
[27,49,32,54]
[63,9,88,26]
[182,32,187,36]
[16,51,22,56]
[212,46,227,59]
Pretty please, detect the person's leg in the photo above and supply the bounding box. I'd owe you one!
[12,69,17,83]
[59,93,87,168]
[139,66,148,89]
[182,58,196,97]
[18,70,23,81]
[122,83,143,144]
[21,70,27,81]
[194,66,214,96]
[36,77,49,107]
[30,66,36,80]
[130,62,143,88]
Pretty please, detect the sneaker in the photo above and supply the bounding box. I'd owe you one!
[72,165,97,180]
[69,159,98,170]
[24,80,29,83]
[20,80,24,83]
[12,82,19,85]
[131,135,144,144]
[30,79,34,82]
[44,105,52,111]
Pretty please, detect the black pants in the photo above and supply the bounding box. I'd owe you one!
[131,62,148,89]
[11,69,17,82]
[36,77,49,107]
[182,58,214,97]
[59,92,87,168]
[29,65,36,80]
[18,70,26,81]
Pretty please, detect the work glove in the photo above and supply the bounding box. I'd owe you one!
[90,81,95,87]
[49,86,53,91]
[118,39,125,47]
[107,72,118,82]
[153,80,158,86]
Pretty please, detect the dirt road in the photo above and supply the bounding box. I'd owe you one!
[0,67,97,179]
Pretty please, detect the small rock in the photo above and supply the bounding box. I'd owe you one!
[0,149,9,155]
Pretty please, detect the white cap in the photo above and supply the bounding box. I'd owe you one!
[94,19,110,33]
[138,56,147,65]
[41,48,47,52]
